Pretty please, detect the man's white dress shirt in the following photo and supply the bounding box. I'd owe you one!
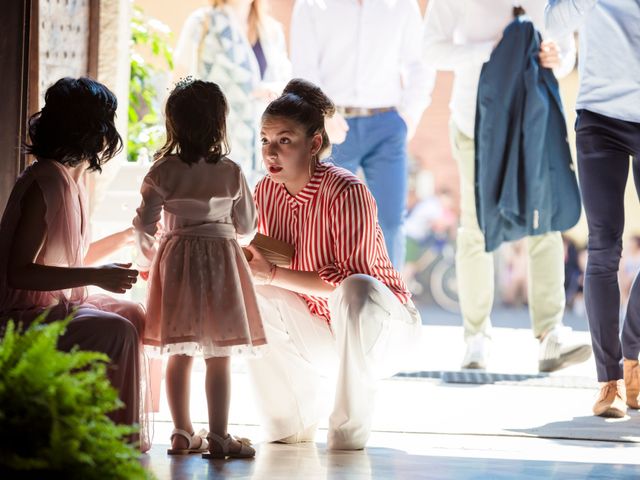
[423,0,576,138]
[291,0,434,126]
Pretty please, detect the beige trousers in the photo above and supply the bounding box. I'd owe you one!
[247,274,422,450]
[450,124,565,339]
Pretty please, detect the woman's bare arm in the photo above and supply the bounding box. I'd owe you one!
[84,227,134,266]
[7,183,138,294]
[269,267,335,297]
[246,245,335,297]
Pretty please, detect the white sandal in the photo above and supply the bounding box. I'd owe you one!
[202,432,255,459]
[167,428,209,455]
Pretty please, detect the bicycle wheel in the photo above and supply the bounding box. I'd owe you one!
[430,256,459,313]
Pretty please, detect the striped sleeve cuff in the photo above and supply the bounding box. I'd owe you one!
[317,263,346,287]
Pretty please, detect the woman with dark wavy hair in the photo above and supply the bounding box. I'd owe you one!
[0,77,149,450]
[25,77,122,171]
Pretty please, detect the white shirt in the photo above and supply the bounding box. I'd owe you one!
[423,0,576,138]
[290,0,434,125]
[545,0,640,123]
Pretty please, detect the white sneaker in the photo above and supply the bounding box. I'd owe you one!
[462,333,490,369]
[538,325,592,372]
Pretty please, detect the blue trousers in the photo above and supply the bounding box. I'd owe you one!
[331,110,408,269]
[577,109,640,381]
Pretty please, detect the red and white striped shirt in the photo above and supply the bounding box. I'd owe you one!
[254,162,410,323]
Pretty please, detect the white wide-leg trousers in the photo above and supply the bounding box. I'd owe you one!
[247,274,422,450]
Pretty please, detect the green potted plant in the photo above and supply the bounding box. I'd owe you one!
[0,316,153,479]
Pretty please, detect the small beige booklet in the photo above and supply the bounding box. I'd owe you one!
[243,233,294,267]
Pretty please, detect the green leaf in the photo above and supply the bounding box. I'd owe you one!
[141,113,158,124]
[128,5,174,163]
[0,317,154,479]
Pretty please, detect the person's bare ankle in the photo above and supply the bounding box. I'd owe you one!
[172,424,197,449]
[172,434,190,450]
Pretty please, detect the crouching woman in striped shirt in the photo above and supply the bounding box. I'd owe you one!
[245,78,422,451]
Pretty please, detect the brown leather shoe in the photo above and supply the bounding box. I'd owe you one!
[624,359,640,409]
[593,380,627,418]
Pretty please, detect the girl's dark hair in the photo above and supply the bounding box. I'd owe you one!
[263,78,335,158]
[24,77,122,172]
[155,79,229,165]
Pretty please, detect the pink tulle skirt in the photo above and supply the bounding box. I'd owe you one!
[144,234,266,358]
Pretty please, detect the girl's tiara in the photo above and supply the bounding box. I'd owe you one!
[173,76,196,91]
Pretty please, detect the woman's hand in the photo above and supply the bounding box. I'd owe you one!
[252,86,280,101]
[539,40,561,69]
[92,263,139,294]
[325,113,349,145]
[154,221,165,240]
[246,246,275,285]
[399,112,416,141]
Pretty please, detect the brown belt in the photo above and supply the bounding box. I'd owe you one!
[336,106,396,118]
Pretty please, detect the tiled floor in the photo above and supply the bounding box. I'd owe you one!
[92,164,638,478]
[143,429,640,479]
[141,322,640,479]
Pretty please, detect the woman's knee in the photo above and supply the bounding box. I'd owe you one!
[110,315,139,344]
[330,274,378,318]
[62,309,139,356]
[77,308,138,339]
[126,303,146,337]
[330,276,390,354]
[104,299,146,337]
[102,316,140,364]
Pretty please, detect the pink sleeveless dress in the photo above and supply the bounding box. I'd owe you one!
[133,155,266,358]
[0,159,149,450]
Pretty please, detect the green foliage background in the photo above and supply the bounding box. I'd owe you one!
[128,5,174,162]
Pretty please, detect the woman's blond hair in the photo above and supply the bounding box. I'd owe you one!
[210,0,264,44]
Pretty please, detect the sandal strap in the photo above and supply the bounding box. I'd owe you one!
[207,432,231,454]
[170,428,193,445]
[193,429,209,450]
[206,433,254,456]
[238,442,254,455]
[171,428,208,449]
[235,436,252,447]
[207,432,231,449]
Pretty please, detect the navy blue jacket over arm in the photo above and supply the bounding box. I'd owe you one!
[474,17,581,252]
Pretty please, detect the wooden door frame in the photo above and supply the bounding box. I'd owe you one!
[0,0,101,212]
[0,0,32,212]
[88,0,100,79]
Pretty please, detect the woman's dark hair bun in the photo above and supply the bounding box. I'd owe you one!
[282,78,335,119]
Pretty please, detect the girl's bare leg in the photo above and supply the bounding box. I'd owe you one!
[205,356,244,454]
[166,354,197,449]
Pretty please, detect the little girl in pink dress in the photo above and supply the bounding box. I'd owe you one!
[133,79,265,459]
